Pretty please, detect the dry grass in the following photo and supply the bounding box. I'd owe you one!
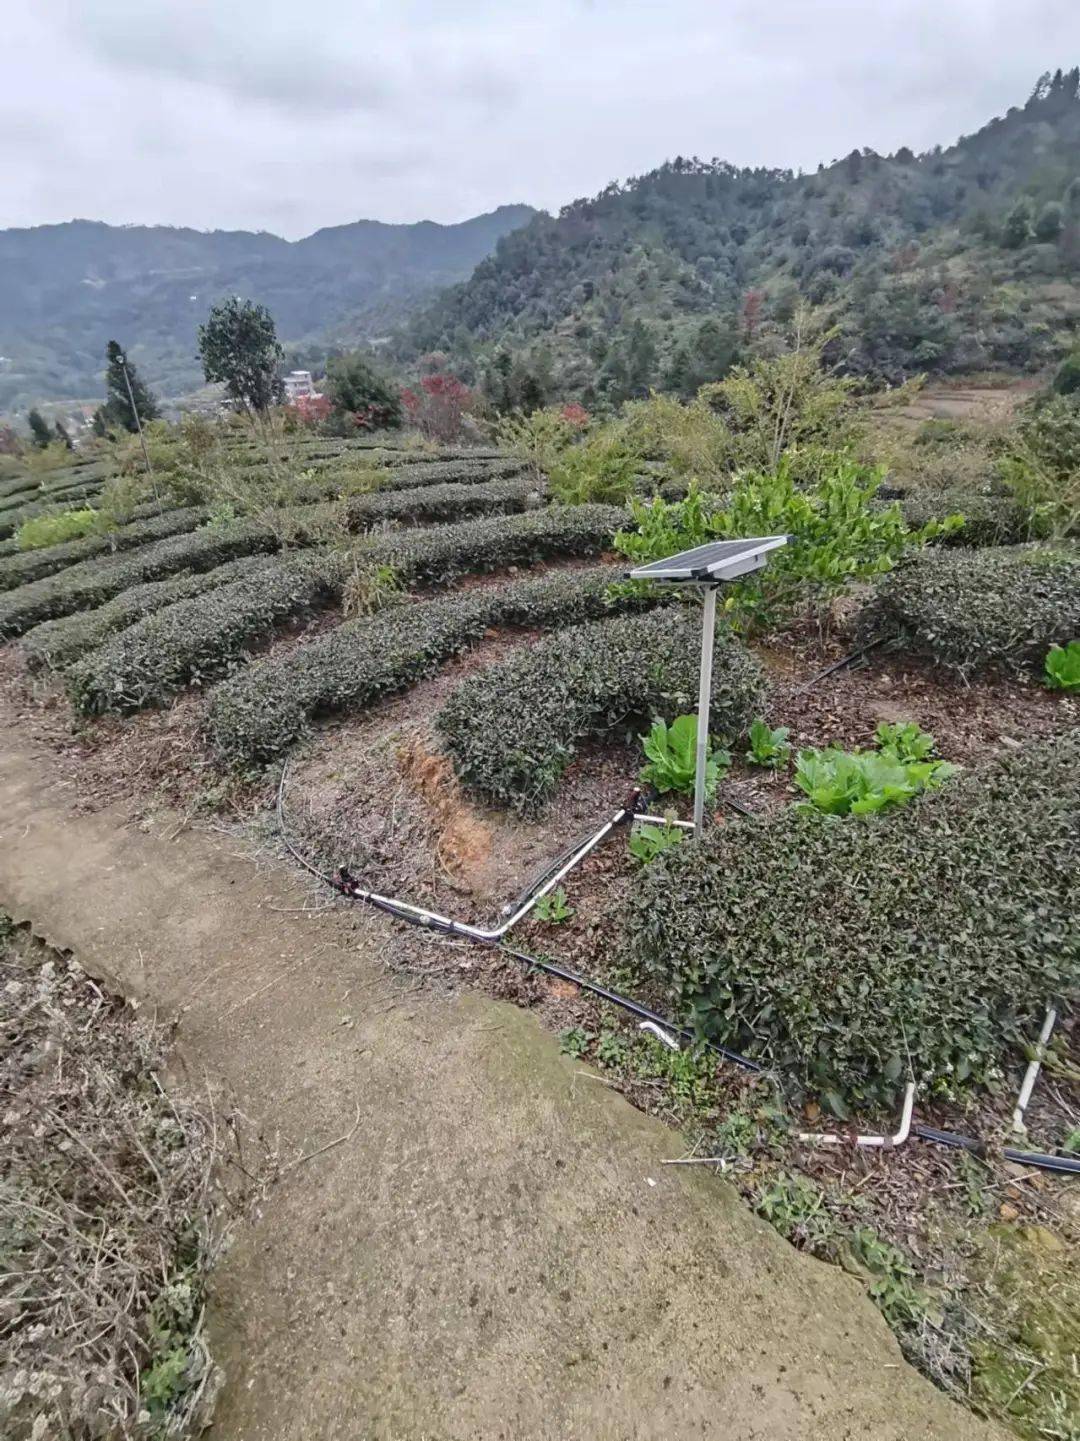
[0,923,248,1439]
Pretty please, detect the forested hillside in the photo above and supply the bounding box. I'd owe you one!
[0,205,534,409]
[403,72,1080,406]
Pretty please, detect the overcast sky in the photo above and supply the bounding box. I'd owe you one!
[4,1,1079,238]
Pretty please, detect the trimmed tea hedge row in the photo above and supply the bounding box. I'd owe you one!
[623,729,1080,1110]
[20,554,274,673]
[341,475,544,530]
[0,506,204,592]
[0,482,106,536]
[207,564,653,768]
[437,609,765,812]
[65,552,349,715]
[895,489,1031,547]
[336,456,528,495]
[0,518,290,639]
[357,502,625,591]
[861,544,1080,677]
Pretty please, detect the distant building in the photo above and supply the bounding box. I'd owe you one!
[283,370,318,402]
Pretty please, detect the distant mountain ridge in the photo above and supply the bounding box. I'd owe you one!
[0,205,535,409]
[401,73,1080,405]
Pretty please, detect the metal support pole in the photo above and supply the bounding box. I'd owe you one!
[693,584,718,834]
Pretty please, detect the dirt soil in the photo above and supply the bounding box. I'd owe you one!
[0,722,1007,1441]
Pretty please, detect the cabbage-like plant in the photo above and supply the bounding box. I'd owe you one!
[1045,640,1080,692]
[639,713,730,797]
[794,745,957,816]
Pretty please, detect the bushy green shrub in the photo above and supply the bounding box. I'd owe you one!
[15,508,104,552]
[437,609,764,812]
[894,489,1032,547]
[999,395,1080,539]
[1045,640,1080,692]
[0,507,203,593]
[548,430,640,505]
[208,565,649,768]
[20,555,274,673]
[0,515,295,638]
[622,731,1080,1110]
[0,481,106,538]
[65,553,348,715]
[341,474,544,529]
[861,544,1080,677]
[614,457,955,630]
[355,503,625,592]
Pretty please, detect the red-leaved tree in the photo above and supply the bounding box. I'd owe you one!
[289,393,332,426]
[402,374,473,442]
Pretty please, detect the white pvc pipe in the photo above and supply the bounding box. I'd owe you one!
[692,585,718,835]
[638,1020,680,1051]
[1012,1006,1057,1135]
[632,813,697,831]
[798,1082,915,1149]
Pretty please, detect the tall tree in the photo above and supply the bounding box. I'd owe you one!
[324,351,402,430]
[102,340,160,432]
[1000,199,1034,250]
[27,409,51,449]
[198,298,284,413]
[54,420,73,450]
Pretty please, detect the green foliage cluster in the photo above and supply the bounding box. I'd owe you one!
[436,609,764,812]
[794,724,957,816]
[198,297,284,413]
[999,394,1080,538]
[893,488,1032,547]
[1045,639,1080,691]
[14,508,105,552]
[208,564,648,768]
[622,730,1079,1109]
[0,506,203,593]
[0,475,108,540]
[638,714,730,799]
[0,512,289,638]
[20,555,272,673]
[324,350,402,430]
[352,501,625,594]
[615,456,953,629]
[65,553,348,715]
[547,428,641,505]
[493,406,584,480]
[862,544,1080,677]
[745,717,791,768]
[627,820,685,865]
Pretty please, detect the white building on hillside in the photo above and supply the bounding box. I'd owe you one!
[283,370,318,402]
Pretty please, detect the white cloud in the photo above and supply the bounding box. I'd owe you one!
[2,0,1078,235]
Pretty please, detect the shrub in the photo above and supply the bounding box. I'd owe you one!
[894,489,1032,547]
[615,457,955,630]
[0,515,293,639]
[0,506,203,593]
[208,565,649,768]
[324,351,402,431]
[494,407,583,480]
[65,552,348,715]
[861,544,1080,677]
[437,609,764,812]
[622,731,1080,1110]
[999,395,1080,538]
[20,555,273,673]
[355,502,625,592]
[341,474,545,530]
[15,508,104,551]
[548,429,640,505]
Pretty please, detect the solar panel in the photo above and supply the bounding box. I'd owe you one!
[627,534,789,583]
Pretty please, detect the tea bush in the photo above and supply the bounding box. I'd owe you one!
[622,730,1079,1110]
[0,514,299,638]
[893,489,1032,547]
[65,552,349,715]
[14,508,103,552]
[341,474,544,529]
[861,544,1080,677]
[0,506,204,592]
[208,565,651,768]
[20,555,274,673]
[355,503,625,591]
[437,609,764,812]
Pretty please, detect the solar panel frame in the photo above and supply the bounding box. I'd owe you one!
[627,534,789,583]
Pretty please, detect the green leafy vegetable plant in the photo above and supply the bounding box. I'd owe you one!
[794,745,956,816]
[639,713,730,797]
[874,720,936,762]
[1045,640,1080,692]
[745,717,792,768]
[628,820,685,865]
[534,887,574,924]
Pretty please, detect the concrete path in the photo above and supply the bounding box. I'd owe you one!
[0,734,1003,1441]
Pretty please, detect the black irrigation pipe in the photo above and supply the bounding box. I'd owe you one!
[796,633,893,693]
[276,765,1076,1176]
